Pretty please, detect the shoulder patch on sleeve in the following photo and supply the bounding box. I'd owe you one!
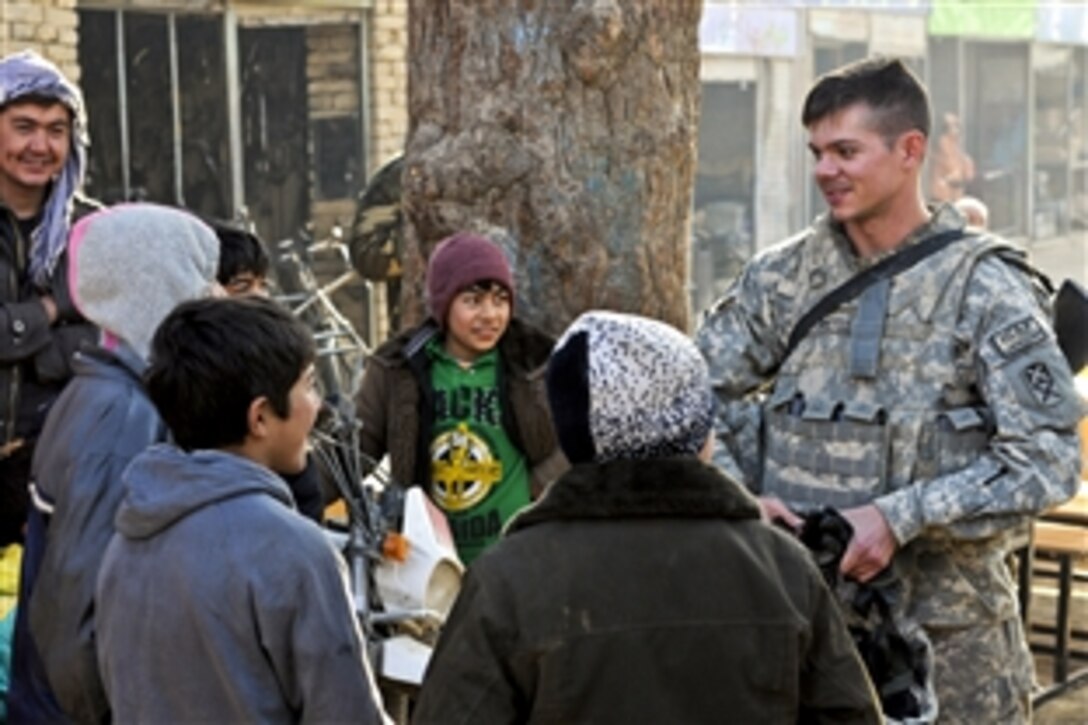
[990,317,1046,359]
[1022,362,1060,407]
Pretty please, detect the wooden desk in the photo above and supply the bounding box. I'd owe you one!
[1031,521,1088,683]
[1021,481,1088,686]
[1041,482,1088,526]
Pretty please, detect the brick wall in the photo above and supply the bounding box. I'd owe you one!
[308,22,364,237]
[369,0,407,173]
[363,0,408,342]
[0,0,80,83]
[1,0,407,344]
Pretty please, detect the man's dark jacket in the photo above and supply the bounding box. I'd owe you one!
[0,197,100,546]
[0,196,100,447]
[414,456,881,724]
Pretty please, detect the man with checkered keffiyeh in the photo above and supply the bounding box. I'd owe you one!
[0,51,99,721]
[0,50,98,546]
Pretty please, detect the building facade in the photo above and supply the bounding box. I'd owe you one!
[3,0,406,242]
[67,0,408,246]
[2,1,1084,329]
[0,0,407,343]
[694,0,1088,318]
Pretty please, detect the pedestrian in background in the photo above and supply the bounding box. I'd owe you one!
[210,218,326,522]
[928,111,975,203]
[954,195,989,229]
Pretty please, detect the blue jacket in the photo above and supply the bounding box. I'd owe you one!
[96,445,386,723]
[8,345,164,724]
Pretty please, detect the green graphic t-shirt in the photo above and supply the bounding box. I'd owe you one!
[427,341,530,565]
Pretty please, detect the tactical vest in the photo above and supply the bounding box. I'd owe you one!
[760,228,1039,715]
[761,232,1018,513]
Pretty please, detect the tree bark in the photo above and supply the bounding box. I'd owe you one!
[401,0,702,336]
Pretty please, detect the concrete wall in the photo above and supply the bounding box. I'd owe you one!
[1030,233,1088,288]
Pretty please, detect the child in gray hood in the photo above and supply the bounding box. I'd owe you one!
[10,203,221,723]
[96,296,388,724]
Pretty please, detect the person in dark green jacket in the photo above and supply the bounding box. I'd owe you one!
[415,310,881,724]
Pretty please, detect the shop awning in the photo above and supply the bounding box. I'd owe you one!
[929,0,1036,39]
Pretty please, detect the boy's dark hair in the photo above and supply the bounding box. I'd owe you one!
[802,57,931,146]
[1,92,73,114]
[145,296,315,451]
[207,219,270,285]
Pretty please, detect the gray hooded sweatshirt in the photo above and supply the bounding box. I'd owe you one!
[95,444,387,724]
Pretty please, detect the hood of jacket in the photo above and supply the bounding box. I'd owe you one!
[71,341,146,383]
[506,455,761,533]
[117,444,295,539]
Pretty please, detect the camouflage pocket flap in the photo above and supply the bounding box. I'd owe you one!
[800,397,835,421]
[843,399,884,423]
[766,380,797,410]
[939,407,986,431]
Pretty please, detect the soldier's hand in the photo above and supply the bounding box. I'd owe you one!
[759,496,803,532]
[839,504,897,582]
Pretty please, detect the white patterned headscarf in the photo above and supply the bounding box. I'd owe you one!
[0,50,88,287]
[546,310,715,464]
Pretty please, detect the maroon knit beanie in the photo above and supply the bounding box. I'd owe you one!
[426,232,515,329]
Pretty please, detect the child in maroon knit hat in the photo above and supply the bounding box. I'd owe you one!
[355,231,566,565]
[425,232,515,331]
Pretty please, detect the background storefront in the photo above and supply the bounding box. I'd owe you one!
[0,1,1084,322]
[694,0,1087,318]
[76,1,371,247]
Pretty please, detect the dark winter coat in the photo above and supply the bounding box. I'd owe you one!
[9,344,165,724]
[413,456,882,725]
[355,317,567,495]
[0,196,99,448]
[0,197,100,546]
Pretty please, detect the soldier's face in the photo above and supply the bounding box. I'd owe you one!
[807,104,915,226]
[0,101,71,194]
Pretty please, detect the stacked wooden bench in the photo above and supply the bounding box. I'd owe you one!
[1030,521,1088,683]
[1024,483,1088,705]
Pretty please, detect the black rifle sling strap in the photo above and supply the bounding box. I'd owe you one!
[782,229,971,363]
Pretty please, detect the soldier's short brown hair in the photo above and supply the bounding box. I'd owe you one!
[802,57,931,147]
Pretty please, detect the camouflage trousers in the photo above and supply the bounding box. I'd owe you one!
[927,616,1033,724]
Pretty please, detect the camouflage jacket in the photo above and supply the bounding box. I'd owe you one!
[695,205,1082,554]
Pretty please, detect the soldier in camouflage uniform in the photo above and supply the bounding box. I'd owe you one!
[696,57,1083,724]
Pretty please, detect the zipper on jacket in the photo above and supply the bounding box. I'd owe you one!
[4,209,24,448]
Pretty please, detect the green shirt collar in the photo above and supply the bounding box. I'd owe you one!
[426,337,499,370]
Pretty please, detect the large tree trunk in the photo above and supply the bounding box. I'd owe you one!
[401,0,702,336]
